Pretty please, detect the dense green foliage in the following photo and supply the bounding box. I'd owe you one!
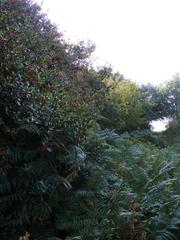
[0,1,179,240]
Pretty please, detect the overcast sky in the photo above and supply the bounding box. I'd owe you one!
[34,0,180,86]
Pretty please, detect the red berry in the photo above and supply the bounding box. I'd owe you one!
[12,52,17,60]
[71,98,78,106]
[40,96,48,105]
[5,31,12,38]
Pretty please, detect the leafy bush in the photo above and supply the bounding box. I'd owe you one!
[55,125,179,240]
[0,0,95,238]
[0,1,179,240]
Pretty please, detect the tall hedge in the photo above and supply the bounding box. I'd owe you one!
[0,0,95,238]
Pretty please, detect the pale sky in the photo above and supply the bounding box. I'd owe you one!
[34,0,180,85]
